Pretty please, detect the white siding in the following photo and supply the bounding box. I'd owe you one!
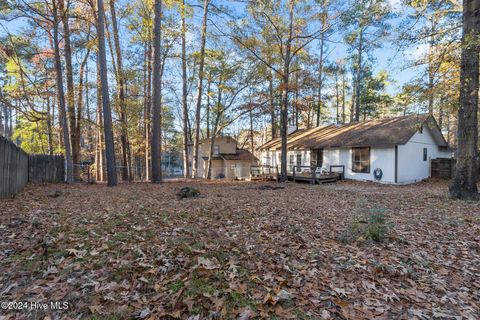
[323,147,396,183]
[259,149,311,169]
[397,125,451,184]
[258,122,451,185]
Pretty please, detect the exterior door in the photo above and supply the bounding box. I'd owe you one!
[311,149,323,168]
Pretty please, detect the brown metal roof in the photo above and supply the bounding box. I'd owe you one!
[258,114,448,150]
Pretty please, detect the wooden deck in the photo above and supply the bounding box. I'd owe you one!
[288,171,340,184]
[251,165,342,184]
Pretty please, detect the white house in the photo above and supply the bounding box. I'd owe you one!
[257,114,451,184]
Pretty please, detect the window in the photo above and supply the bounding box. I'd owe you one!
[311,149,323,167]
[289,154,295,172]
[296,154,302,172]
[352,147,370,173]
[423,148,427,161]
[213,145,220,156]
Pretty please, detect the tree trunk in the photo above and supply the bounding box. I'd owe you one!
[350,71,356,122]
[449,0,480,199]
[145,40,152,181]
[206,81,222,179]
[294,71,299,128]
[95,54,106,182]
[192,0,210,179]
[97,0,117,186]
[46,88,53,154]
[206,78,211,139]
[354,29,363,122]
[249,106,254,161]
[151,0,163,183]
[52,0,73,183]
[335,69,339,124]
[269,70,276,139]
[206,135,217,179]
[76,48,91,173]
[85,59,94,153]
[181,0,190,179]
[427,17,436,115]
[58,0,78,180]
[279,0,294,182]
[342,70,346,124]
[316,26,325,127]
[110,0,131,181]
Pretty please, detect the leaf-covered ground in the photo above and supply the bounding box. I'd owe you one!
[1,180,479,319]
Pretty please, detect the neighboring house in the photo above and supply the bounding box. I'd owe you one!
[193,136,258,179]
[257,114,451,184]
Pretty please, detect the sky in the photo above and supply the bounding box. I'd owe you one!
[0,0,427,92]
[0,0,433,133]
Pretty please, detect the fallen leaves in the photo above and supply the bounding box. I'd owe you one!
[0,179,479,319]
[197,257,221,270]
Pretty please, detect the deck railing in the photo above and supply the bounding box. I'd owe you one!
[250,165,279,180]
[292,166,318,184]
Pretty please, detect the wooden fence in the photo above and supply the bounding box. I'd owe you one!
[29,154,65,183]
[0,135,29,198]
[1,136,65,198]
[431,158,454,179]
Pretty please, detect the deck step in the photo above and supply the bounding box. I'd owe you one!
[318,178,337,184]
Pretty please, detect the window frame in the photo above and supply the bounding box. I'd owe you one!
[213,145,220,156]
[352,147,371,174]
[289,154,295,172]
[296,154,302,172]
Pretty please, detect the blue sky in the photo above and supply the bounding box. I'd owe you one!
[1,0,427,99]
[0,0,436,137]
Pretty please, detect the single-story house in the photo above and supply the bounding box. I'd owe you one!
[194,136,258,179]
[257,114,451,184]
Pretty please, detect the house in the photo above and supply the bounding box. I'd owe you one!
[257,114,451,184]
[194,136,258,179]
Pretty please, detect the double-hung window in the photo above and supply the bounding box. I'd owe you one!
[213,145,220,156]
[352,147,370,173]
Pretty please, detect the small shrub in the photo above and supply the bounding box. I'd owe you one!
[365,213,387,242]
[177,187,200,199]
[340,207,389,244]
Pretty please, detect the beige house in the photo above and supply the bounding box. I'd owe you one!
[193,136,258,179]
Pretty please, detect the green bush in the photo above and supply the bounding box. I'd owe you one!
[340,207,389,244]
[365,213,387,242]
